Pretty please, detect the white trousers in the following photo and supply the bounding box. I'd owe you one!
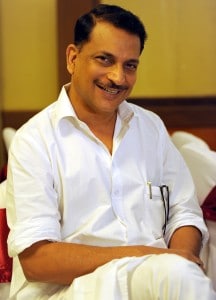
[48,254,216,300]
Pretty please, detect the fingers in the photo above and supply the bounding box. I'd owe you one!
[194,258,206,273]
[169,249,206,273]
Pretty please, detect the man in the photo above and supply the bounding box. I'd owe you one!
[6,4,216,299]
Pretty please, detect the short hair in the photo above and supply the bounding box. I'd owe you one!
[74,4,147,53]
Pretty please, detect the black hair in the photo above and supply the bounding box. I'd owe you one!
[74,4,147,53]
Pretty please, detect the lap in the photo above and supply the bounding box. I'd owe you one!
[49,254,215,300]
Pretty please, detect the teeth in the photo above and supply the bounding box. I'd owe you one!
[104,87,118,94]
[99,84,119,95]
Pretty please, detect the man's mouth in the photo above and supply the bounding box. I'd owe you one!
[96,82,127,95]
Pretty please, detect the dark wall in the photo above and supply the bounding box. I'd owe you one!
[57,0,99,88]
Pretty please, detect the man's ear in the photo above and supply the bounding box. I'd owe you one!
[66,44,78,75]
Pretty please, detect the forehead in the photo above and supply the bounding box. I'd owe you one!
[82,21,141,59]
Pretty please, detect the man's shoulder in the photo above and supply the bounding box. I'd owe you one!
[128,101,163,124]
[13,102,57,145]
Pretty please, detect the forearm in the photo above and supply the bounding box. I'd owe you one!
[168,225,202,256]
[19,226,203,285]
[19,240,117,285]
[19,240,174,285]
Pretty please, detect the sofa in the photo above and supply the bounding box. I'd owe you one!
[0,128,216,298]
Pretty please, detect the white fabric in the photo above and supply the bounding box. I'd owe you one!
[6,85,209,299]
[179,143,216,205]
[171,131,216,291]
[206,220,216,291]
[171,131,210,151]
[130,254,216,300]
[0,180,6,208]
[2,127,16,152]
[47,254,216,300]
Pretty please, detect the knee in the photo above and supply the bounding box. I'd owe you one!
[130,254,215,300]
[156,253,201,281]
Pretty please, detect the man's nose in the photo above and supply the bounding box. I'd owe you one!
[107,65,126,85]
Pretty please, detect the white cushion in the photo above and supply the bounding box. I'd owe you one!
[0,180,6,208]
[179,142,216,205]
[171,131,209,150]
[2,127,16,152]
[206,220,216,291]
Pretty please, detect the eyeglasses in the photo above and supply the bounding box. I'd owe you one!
[159,185,170,236]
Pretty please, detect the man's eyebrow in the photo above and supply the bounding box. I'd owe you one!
[96,51,114,58]
[97,52,139,63]
[127,58,140,64]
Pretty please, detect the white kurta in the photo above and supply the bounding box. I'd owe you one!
[6,85,210,299]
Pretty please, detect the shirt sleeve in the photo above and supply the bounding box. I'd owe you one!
[6,125,61,257]
[161,130,209,246]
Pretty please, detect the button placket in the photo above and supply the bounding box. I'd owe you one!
[111,161,126,223]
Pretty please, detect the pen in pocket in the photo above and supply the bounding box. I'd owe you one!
[147,181,152,199]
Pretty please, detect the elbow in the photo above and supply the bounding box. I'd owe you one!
[18,240,52,282]
[18,253,40,282]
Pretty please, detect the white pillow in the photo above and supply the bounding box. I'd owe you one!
[171,131,209,150]
[179,142,216,205]
[2,127,16,152]
[0,180,7,208]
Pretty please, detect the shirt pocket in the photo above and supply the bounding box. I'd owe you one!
[144,185,165,240]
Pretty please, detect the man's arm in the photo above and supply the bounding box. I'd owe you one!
[168,225,205,271]
[168,225,202,256]
[19,240,167,285]
[19,226,203,286]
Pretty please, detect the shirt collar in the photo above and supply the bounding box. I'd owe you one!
[117,101,134,124]
[52,83,77,128]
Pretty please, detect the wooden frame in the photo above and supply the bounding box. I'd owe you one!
[129,96,216,128]
[2,96,216,128]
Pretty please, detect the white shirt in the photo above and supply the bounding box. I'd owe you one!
[6,84,208,298]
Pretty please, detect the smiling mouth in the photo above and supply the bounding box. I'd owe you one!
[96,82,127,95]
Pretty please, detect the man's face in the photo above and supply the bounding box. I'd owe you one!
[67,21,141,117]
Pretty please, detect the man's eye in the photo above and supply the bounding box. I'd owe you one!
[125,63,138,71]
[95,56,112,65]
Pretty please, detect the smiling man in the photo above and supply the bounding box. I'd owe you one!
[66,17,141,153]
[6,4,216,300]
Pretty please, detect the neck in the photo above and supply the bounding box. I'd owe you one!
[67,88,118,153]
[79,110,118,154]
